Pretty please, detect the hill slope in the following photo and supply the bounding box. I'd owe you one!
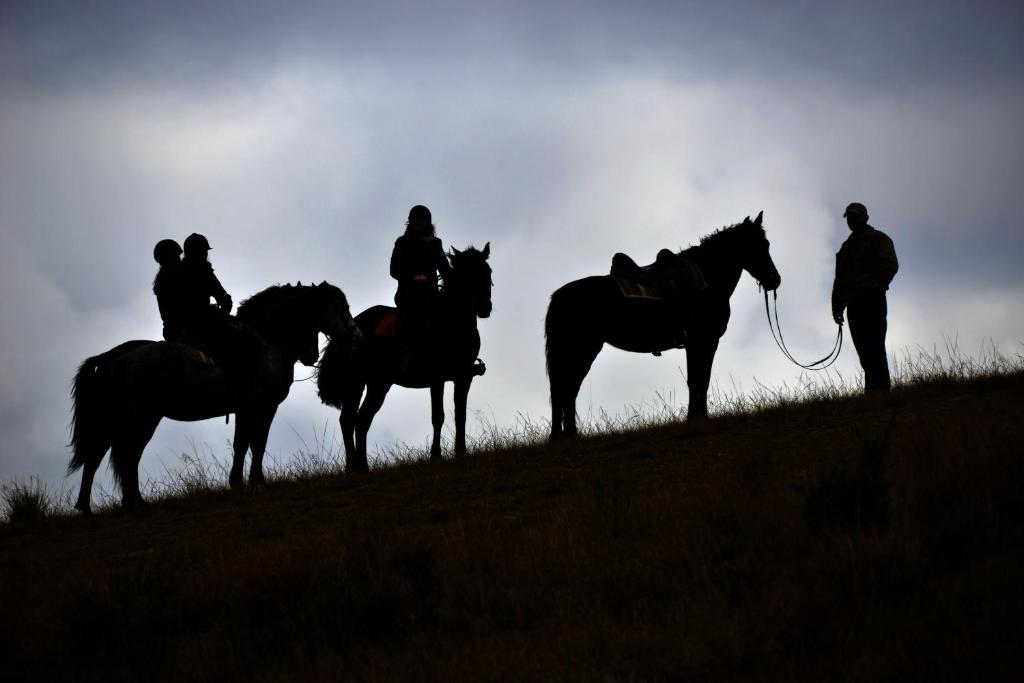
[2,373,1023,681]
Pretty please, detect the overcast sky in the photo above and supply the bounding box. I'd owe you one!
[2,1,1022,497]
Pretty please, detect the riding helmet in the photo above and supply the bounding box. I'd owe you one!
[184,233,212,255]
[153,238,183,264]
[408,205,432,225]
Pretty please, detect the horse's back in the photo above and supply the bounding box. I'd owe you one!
[547,274,688,353]
[355,304,396,324]
[89,339,157,364]
[548,275,619,310]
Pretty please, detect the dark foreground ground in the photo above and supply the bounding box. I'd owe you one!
[2,372,1023,682]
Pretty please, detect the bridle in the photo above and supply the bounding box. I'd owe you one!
[764,289,843,370]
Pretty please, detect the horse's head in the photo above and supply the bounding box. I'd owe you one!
[313,281,362,347]
[448,242,493,319]
[738,211,781,291]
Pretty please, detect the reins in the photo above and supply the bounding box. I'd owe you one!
[764,289,843,370]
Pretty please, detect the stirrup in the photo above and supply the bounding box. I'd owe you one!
[471,358,486,377]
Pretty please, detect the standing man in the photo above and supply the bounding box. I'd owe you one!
[832,202,899,393]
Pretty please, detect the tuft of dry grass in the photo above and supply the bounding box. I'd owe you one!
[0,477,71,525]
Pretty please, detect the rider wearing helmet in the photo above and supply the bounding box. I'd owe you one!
[179,233,233,325]
[390,205,452,341]
[152,239,184,341]
[175,233,260,394]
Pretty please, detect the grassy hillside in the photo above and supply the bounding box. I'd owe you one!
[2,367,1023,681]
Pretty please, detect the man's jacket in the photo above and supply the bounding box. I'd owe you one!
[831,225,898,315]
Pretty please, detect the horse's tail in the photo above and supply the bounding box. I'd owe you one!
[68,355,112,475]
[68,340,152,475]
[316,336,353,409]
[545,286,574,420]
[317,307,387,408]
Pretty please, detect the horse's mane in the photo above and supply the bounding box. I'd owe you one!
[237,283,317,324]
[682,219,765,255]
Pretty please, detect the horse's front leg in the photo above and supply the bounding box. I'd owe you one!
[685,337,720,421]
[248,404,279,488]
[230,411,250,490]
[430,382,445,461]
[453,376,472,457]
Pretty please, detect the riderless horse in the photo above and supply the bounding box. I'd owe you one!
[545,212,780,440]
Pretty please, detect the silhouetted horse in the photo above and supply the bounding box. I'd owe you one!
[546,212,781,440]
[318,245,492,470]
[68,282,360,513]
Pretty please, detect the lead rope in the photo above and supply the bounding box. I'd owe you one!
[764,290,843,370]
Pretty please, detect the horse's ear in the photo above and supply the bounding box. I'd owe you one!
[297,281,302,287]
[743,216,751,225]
[451,246,462,256]
[482,242,490,259]
[754,211,763,226]
[319,280,327,287]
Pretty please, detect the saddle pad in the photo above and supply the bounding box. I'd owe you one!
[611,274,665,301]
[373,312,399,337]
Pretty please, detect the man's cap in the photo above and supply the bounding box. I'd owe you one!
[408,205,432,224]
[184,233,212,252]
[843,202,869,219]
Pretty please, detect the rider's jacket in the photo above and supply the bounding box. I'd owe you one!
[153,265,185,341]
[176,258,233,330]
[390,233,452,308]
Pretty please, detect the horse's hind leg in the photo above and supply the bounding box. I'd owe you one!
[353,382,391,472]
[560,339,604,439]
[74,446,108,515]
[340,379,365,470]
[111,416,161,510]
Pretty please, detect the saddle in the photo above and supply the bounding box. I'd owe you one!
[172,315,256,371]
[373,311,400,337]
[610,249,705,300]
